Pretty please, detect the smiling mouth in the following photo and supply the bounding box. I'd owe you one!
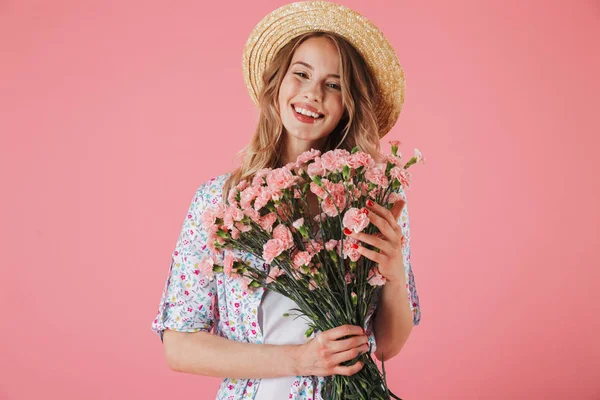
[291,104,324,120]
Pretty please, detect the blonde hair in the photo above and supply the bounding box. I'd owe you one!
[222,31,383,202]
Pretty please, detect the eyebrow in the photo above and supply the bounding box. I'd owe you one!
[292,61,340,79]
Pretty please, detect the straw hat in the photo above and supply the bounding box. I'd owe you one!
[242,0,406,138]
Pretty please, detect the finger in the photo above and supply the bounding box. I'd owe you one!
[367,200,405,233]
[356,245,384,264]
[365,209,400,242]
[327,334,368,354]
[390,199,406,221]
[329,343,369,366]
[345,230,394,256]
[331,361,364,377]
[322,324,364,341]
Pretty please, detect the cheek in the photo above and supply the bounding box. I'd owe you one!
[329,98,344,123]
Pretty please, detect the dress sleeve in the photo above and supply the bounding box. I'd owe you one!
[151,183,220,342]
[398,187,421,326]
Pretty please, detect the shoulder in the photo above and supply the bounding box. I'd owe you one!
[194,172,233,205]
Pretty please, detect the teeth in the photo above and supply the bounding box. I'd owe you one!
[294,105,321,118]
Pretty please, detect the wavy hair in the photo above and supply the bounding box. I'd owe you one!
[222,31,383,202]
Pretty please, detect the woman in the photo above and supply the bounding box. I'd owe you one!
[151,2,421,399]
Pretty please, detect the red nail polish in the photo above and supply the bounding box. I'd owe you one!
[352,244,359,249]
[344,228,352,235]
[367,199,374,207]
[365,209,369,215]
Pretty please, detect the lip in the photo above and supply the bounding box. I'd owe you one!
[292,102,323,115]
[291,104,323,124]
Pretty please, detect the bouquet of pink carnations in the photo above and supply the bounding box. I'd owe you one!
[199,142,423,399]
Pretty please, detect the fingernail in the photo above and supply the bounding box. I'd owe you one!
[344,228,352,235]
[367,199,374,207]
[365,209,369,215]
[352,244,359,249]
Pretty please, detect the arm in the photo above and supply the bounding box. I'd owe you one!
[350,190,422,362]
[163,330,299,378]
[163,324,369,379]
[373,193,420,361]
[373,279,413,361]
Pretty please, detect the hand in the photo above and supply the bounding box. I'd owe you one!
[293,324,368,377]
[344,199,407,285]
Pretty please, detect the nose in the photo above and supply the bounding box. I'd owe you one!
[303,80,323,103]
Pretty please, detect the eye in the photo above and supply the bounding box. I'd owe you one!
[294,72,308,78]
[327,83,341,91]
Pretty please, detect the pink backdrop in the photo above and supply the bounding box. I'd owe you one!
[1,0,598,399]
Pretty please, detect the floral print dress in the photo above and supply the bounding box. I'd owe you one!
[151,172,421,400]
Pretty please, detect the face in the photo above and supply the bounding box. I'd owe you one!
[278,36,345,145]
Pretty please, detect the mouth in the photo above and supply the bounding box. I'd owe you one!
[291,104,325,123]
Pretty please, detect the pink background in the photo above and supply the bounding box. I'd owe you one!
[1,0,599,399]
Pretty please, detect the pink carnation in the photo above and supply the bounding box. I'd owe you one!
[397,168,412,189]
[273,224,294,250]
[365,164,389,188]
[389,166,403,181]
[200,207,218,231]
[345,272,353,284]
[243,207,261,223]
[310,182,327,199]
[227,187,239,207]
[254,186,273,211]
[297,148,321,165]
[320,149,349,172]
[342,237,361,262]
[321,182,347,217]
[240,186,259,210]
[238,275,253,291]
[223,205,244,230]
[223,252,237,278]
[252,168,272,186]
[342,207,370,233]
[266,168,297,191]
[198,256,215,280]
[263,238,285,264]
[368,187,383,199]
[384,153,403,167]
[236,179,249,192]
[234,221,251,233]
[325,239,338,251]
[259,212,277,233]
[368,268,387,286]
[307,158,325,177]
[266,266,285,284]
[308,240,323,255]
[293,250,313,269]
[292,218,305,230]
[207,225,223,255]
[347,152,375,169]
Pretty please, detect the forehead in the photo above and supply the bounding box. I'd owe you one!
[291,37,340,72]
